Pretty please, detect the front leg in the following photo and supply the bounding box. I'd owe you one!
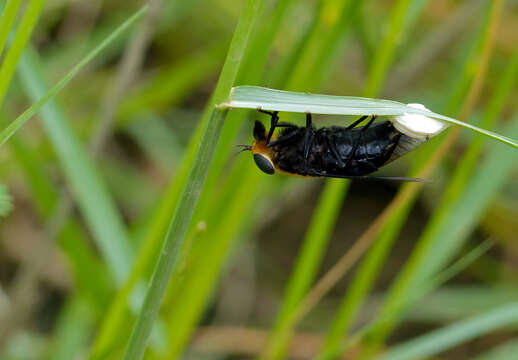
[258,109,279,144]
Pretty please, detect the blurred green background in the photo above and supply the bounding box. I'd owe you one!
[1,0,518,359]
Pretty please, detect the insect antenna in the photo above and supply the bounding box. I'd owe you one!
[234,144,252,156]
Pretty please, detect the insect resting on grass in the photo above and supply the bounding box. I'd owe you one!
[239,110,430,182]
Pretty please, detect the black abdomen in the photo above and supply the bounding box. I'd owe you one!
[272,121,401,176]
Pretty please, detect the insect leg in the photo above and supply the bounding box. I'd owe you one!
[258,109,281,144]
[304,134,314,169]
[349,115,377,161]
[258,109,276,117]
[325,136,345,166]
[361,115,377,132]
[267,131,300,148]
[346,115,369,129]
[275,122,299,128]
[305,112,312,127]
[303,113,314,171]
[267,111,280,144]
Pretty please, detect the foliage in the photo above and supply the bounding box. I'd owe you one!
[1,1,518,359]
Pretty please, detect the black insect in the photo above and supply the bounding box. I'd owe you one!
[241,110,427,182]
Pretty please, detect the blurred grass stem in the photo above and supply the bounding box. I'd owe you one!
[0,0,22,57]
[0,6,149,146]
[0,0,163,347]
[268,0,426,357]
[362,1,502,353]
[386,0,485,93]
[319,0,503,356]
[186,240,493,359]
[0,3,151,346]
[122,1,262,358]
[0,0,44,107]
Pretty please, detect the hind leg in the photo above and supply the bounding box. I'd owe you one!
[347,116,377,165]
[361,115,377,132]
[346,115,369,129]
[346,115,377,130]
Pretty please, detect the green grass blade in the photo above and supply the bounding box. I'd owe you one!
[162,165,263,358]
[122,1,263,358]
[114,2,301,356]
[90,21,229,352]
[221,85,518,149]
[321,240,495,359]
[123,114,182,175]
[42,1,198,79]
[413,46,518,268]
[92,1,296,354]
[3,1,518,358]
[401,0,430,35]
[175,10,329,350]
[319,23,518,359]
[7,135,56,215]
[8,134,112,308]
[0,5,148,146]
[123,110,231,360]
[474,338,518,360]
[239,0,298,84]
[0,0,44,107]
[438,0,494,117]
[276,0,492,358]
[182,0,297,223]
[259,2,361,357]
[316,200,416,360]
[221,85,427,115]
[381,47,518,289]
[0,0,22,57]
[90,49,230,357]
[379,302,518,360]
[117,43,226,122]
[156,1,301,355]
[283,0,362,92]
[50,297,96,360]
[367,113,518,354]
[405,115,518,277]
[404,286,518,323]
[362,3,512,347]
[110,4,258,303]
[262,1,425,357]
[14,23,147,285]
[266,2,320,89]
[363,0,414,96]
[0,183,12,216]
[262,179,349,359]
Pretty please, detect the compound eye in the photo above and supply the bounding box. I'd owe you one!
[253,153,275,175]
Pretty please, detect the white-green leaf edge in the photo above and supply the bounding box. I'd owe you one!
[217,86,518,149]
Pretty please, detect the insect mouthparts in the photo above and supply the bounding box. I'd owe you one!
[236,144,252,153]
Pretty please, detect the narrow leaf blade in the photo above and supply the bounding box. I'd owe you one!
[220,86,518,148]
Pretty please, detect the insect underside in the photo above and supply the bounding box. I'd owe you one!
[250,110,428,182]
